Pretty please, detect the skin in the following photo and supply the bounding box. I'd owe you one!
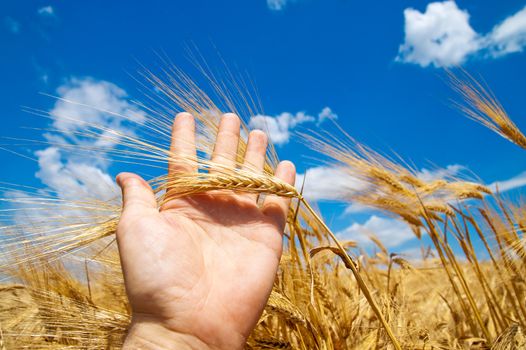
[116,112,296,349]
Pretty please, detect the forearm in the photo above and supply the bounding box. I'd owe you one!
[123,320,211,350]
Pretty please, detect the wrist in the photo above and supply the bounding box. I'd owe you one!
[124,317,211,350]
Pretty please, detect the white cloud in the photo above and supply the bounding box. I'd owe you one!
[317,107,338,125]
[4,17,20,34]
[488,170,526,193]
[40,73,49,84]
[0,78,145,259]
[267,0,289,11]
[249,107,334,146]
[249,111,313,145]
[397,2,526,67]
[397,1,480,67]
[486,6,526,57]
[343,202,372,215]
[38,6,55,17]
[35,147,118,202]
[32,78,145,202]
[50,78,146,149]
[296,163,465,209]
[416,164,465,182]
[338,215,415,248]
[295,166,366,201]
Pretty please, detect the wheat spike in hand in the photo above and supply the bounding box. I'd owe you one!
[117,112,296,350]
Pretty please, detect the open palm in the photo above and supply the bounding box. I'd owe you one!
[116,113,295,349]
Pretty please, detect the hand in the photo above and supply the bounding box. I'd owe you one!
[116,112,296,349]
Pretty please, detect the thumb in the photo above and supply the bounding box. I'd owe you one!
[116,172,157,213]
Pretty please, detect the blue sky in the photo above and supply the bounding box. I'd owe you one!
[1,0,526,255]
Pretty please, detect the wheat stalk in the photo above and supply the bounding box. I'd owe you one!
[449,69,526,150]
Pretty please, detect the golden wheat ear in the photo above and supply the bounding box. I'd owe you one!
[0,60,280,269]
[449,69,526,149]
[300,128,490,231]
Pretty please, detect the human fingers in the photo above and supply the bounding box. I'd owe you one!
[262,161,296,232]
[169,112,197,175]
[241,129,268,201]
[210,113,241,173]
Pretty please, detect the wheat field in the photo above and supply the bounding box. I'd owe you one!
[1,66,525,349]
